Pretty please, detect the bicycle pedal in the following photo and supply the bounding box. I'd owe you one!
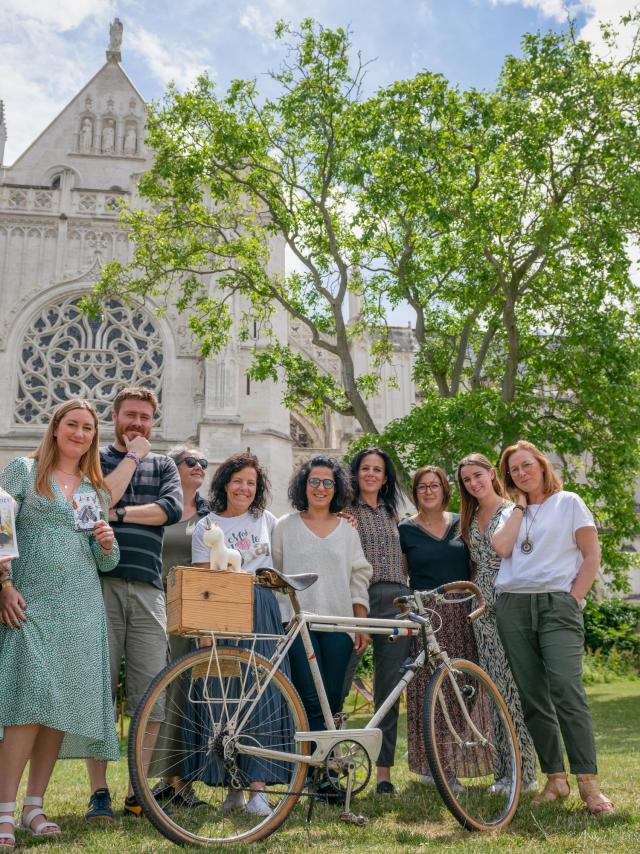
[339,811,368,827]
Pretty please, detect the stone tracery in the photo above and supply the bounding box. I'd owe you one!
[15,296,164,425]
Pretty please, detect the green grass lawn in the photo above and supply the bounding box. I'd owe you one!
[11,680,639,852]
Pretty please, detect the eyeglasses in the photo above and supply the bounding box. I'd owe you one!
[308,477,335,489]
[416,482,442,493]
[508,461,535,478]
[180,456,209,469]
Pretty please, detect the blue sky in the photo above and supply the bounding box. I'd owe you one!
[1,1,636,165]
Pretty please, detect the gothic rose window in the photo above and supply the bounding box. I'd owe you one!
[15,296,163,425]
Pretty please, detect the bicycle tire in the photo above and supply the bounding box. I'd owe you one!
[129,645,309,845]
[423,658,521,831]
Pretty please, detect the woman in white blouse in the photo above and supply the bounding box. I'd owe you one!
[492,440,613,815]
[272,455,372,783]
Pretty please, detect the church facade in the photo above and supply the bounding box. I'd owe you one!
[0,24,416,514]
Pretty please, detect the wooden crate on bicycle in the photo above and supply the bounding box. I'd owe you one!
[166,566,254,634]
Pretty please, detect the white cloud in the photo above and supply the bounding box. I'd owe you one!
[1,0,113,31]
[489,1,639,56]
[127,26,210,90]
[239,0,307,47]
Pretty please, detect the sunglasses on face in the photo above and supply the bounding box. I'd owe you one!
[308,476,335,489]
[180,456,209,469]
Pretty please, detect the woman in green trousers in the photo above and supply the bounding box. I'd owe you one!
[492,440,613,815]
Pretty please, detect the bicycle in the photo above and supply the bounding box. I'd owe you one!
[129,568,521,845]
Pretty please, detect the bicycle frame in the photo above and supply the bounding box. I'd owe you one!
[196,586,483,771]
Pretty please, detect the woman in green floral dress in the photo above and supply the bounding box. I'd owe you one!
[0,400,119,849]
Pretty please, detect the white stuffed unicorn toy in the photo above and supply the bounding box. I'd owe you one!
[201,518,242,573]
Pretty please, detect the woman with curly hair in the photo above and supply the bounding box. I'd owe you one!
[272,455,372,777]
[187,452,286,818]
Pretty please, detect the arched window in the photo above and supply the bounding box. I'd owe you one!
[290,415,313,448]
[15,296,164,425]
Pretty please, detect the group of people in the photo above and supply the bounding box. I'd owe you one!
[0,386,613,850]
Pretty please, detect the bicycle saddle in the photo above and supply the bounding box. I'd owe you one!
[255,567,318,592]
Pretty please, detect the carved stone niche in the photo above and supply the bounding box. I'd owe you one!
[122,121,138,156]
[78,115,95,153]
[100,117,117,155]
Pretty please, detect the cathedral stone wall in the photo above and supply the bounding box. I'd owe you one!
[0,33,418,517]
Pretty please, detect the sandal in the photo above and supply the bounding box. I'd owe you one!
[0,802,16,850]
[20,796,61,836]
[531,772,570,806]
[576,774,614,816]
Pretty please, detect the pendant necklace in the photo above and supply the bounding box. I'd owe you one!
[521,504,542,554]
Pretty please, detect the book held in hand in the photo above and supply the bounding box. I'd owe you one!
[71,491,101,532]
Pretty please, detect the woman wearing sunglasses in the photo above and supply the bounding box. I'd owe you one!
[272,456,372,799]
[151,446,211,809]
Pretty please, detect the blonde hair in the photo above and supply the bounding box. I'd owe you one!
[499,440,562,498]
[456,453,505,544]
[32,399,107,499]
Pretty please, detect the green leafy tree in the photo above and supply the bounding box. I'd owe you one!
[86,18,640,588]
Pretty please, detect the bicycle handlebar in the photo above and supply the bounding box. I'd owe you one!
[394,580,486,623]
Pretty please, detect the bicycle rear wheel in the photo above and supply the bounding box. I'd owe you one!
[129,645,309,845]
[422,658,521,831]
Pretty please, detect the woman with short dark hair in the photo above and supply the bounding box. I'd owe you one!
[272,455,372,799]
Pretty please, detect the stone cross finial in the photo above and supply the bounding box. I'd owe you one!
[106,18,123,62]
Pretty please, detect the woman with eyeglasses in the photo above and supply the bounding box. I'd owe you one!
[272,456,372,799]
[399,465,479,788]
[151,446,210,810]
[456,453,538,796]
[184,452,285,817]
[492,440,613,815]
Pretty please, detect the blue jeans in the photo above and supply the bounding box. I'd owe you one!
[288,630,353,731]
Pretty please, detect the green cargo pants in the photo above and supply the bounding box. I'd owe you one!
[496,591,597,775]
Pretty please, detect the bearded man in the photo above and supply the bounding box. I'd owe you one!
[85,386,182,820]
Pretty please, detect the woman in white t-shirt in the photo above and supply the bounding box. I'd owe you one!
[188,452,285,819]
[492,440,613,816]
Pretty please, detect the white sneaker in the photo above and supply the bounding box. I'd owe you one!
[419,774,435,785]
[245,791,272,817]
[522,780,539,795]
[220,788,246,812]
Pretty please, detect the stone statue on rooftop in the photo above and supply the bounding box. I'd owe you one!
[106,18,123,62]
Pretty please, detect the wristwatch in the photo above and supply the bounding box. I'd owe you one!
[514,504,526,513]
[115,507,127,524]
[0,579,14,592]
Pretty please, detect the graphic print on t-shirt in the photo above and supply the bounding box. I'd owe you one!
[226,527,270,567]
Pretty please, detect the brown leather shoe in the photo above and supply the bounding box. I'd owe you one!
[576,774,614,816]
[531,772,570,807]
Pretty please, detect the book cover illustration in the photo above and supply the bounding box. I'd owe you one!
[71,491,101,532]
[0,491,19,558]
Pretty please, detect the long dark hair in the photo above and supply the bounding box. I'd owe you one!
[208,452,271,517]
[288,455,353,514]
[349,447,400,516]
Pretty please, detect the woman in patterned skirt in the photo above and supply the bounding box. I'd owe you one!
[456,453,538,794]
[399,465,483,788]
[0,400,119,849]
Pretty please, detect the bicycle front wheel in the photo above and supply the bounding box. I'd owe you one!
[129,645,309,846]
[423,658,521,831]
